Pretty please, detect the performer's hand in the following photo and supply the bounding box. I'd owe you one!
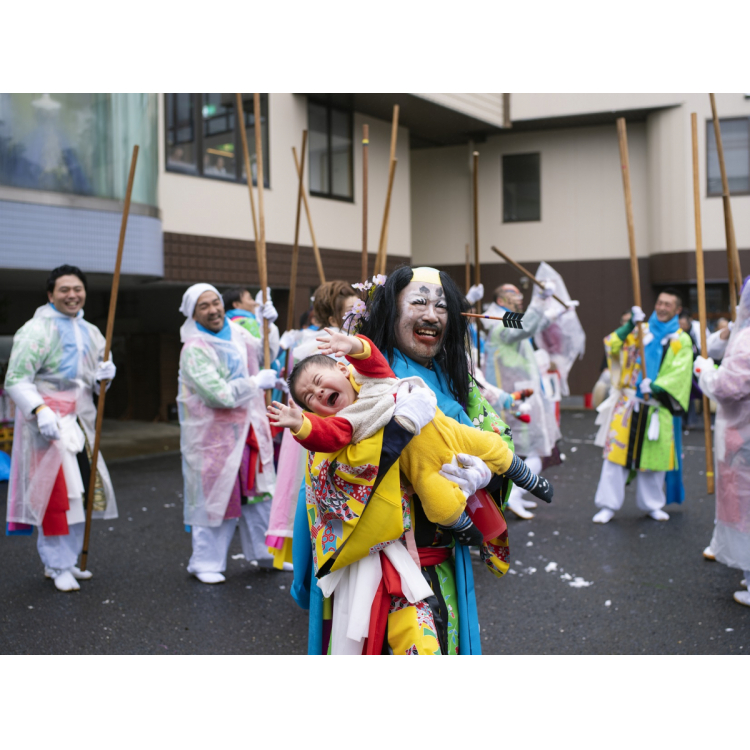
[254,289,279,323]
[96,357,116,382]
[439,454,492,496]
[255,368,284,391]
[267,400,304,432]
[529,475,553,504]
[541,281,556,299]
[393,382,437,434]
[694,356,714,376]
[631,305,646,323]
[639,377,653,395]
[36,406,61,441]
[279,329,300,350]
[316,328,363,357]
[441,511,484,546]
[566,300,580,309]
[466,283,484,306]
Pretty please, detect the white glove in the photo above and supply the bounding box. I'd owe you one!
[279,330,300,350]
[639,377,652,395]
[254,289,278,323]
[517,401,532,414]
[566,300,580,309]
[544,307,562,322]
[255,368,281,391]
[728,320,734,331]
[439,453,493,497]
[541,281,556,299]
[36,407,61,441]
[694,356,714,376]
[631,305,646,323]
[393,382,437,435]
[96,358,116,382]
[465,283,484,306]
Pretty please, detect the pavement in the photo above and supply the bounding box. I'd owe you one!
[1,410,748,654]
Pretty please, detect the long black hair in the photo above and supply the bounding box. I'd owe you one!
[360,265,473,407]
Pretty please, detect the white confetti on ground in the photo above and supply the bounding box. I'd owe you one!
[569,577,593,588]
[231,554,245,560]
[28,606,33,609]
[279,585,286,590]
[726,628,734,632]
[561,573,573,581]
[571,446,578,453]
[605,600,612,607]
[553,531,560,535]
[528,531,534,537]
[108,527,114,531]
[526,541,534,547]
[515,560,523,566]
[508,569,517,575]
[525,567,537,575]
[142,507,147,511]
[544,561,558,572]
[245,585,252,589]
[102,600,110,604]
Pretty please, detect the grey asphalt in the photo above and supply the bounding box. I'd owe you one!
[1,410,748,654]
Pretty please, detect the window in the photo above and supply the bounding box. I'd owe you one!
[503,153,540,222]
[164,93,269,187]
[308,98,353,200]
[707,117,750,196]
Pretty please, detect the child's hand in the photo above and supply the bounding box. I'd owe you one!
[267,400,304,433]
[316,328,363,358]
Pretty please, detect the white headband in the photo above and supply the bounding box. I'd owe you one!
[179,283,221,319]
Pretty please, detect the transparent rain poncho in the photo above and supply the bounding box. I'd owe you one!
[532,262,586,397]
[698,280,750,572]
[178,317,275,528]
[5,304,117,526]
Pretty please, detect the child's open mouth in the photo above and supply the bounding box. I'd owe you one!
[327,392,339,407]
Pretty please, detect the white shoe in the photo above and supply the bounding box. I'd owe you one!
[520,497,538,509]
[45,565,92,580]
[649,509,669,522]
[282,562,294,572]
[53,570,80,592]
[741,579,747,588]
[703,546,716,561]
[506,497,534,520]
[593,508,614,524]
[195,572,225,584]
[733,590,750,607]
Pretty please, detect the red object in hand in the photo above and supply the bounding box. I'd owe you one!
[464,488,507,542]
[513,412,531,423]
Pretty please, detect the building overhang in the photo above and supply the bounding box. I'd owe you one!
[507,104,681,133]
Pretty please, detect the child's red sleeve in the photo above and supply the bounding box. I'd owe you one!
[293,412,353,453]
[345,335,395,379]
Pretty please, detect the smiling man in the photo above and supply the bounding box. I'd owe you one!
[593,288,693,524]
[177,283,288,583]
[5,265,118,592]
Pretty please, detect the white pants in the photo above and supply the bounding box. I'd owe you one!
[594,460,666,513]
[187,501,272,575]
[37,522,85,571]
[508,453,542,504]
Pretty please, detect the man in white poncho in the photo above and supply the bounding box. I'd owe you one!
[694,277,750,607]
[178,284,286,584]
[5,265,117,592]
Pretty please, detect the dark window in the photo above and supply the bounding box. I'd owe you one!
[707,117,750,196]
[503,153,540,222]
[164,93,269,187]
[308,98,353,201]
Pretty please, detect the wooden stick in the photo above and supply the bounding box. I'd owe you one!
[375,105,399,276]
[465,243,471,294]
[691,113,715,495]
[472,151,482,363]
[490,246,571,308]
[235,94,259,250]
[362,124,369,282]
[376,157,398,276]
[709,93,742,319]
[616,117,649,396]
[287,130,308,332]
[462,312,508,321]
[80,145,139,571]
[292,147,326,284]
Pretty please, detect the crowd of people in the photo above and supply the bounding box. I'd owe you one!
[4,260,748,655]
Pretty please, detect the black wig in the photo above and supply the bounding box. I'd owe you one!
[359,265,473,407]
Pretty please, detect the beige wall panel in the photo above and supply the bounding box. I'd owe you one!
[158,94,411,256]
[414,93,505,128]
[512,93,685,120]
[411,124,650,267]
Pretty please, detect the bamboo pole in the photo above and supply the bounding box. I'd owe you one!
[691,113,716,495]
[616,117,649,396]
[292,148,326,284]
[709,93,742,319]
[465,243,471,294]
[375,158,398,276]
[490,246,571,308]
[235,94,259,252]
[80,145,138,571]
[375,105,399,276]
[287,130,307,333]
[362,124,369,282]
[472,151,482,363]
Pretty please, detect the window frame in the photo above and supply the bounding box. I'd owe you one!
[307,97,354,203]
[164,93,270,188]
[502,151,541,223]
[706,116,750,198]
